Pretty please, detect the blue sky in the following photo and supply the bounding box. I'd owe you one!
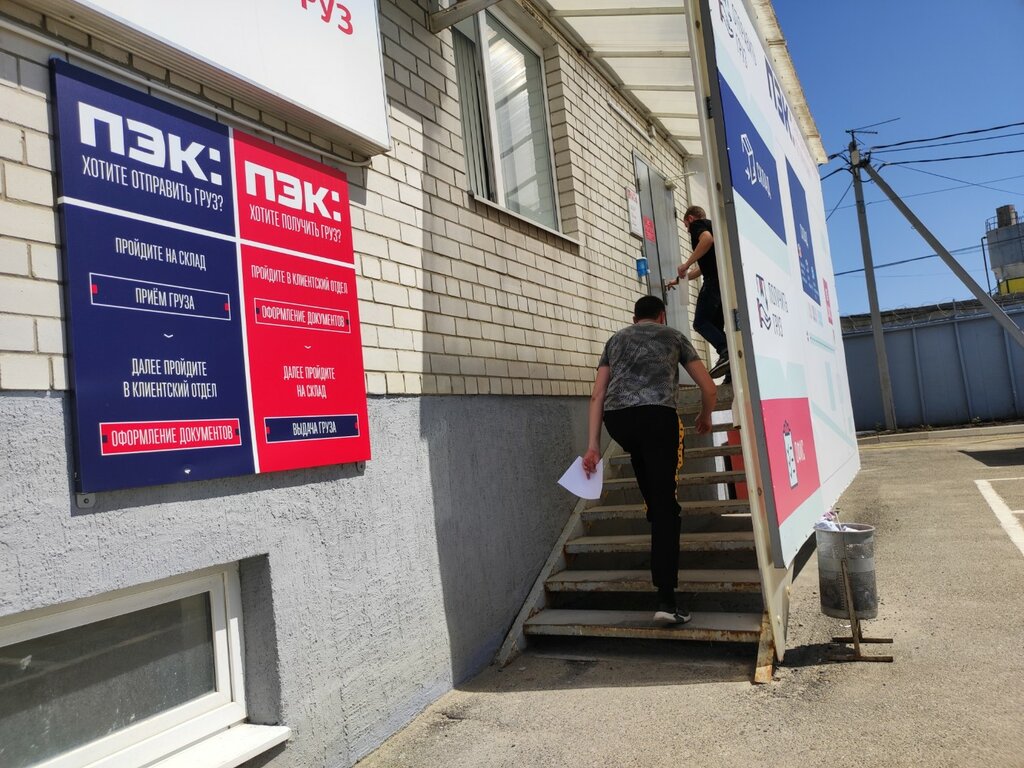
[772,0,1024,316]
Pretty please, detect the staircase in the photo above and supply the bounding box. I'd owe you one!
[498,383,773,674]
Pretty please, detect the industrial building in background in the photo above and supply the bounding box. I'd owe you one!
[986,204,1024,295]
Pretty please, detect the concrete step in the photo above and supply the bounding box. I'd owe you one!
[524,608,762,643]
[609,444,742,464]
[604,470,746,492]
[677,382,733,412]
[678,401,732,416]
[546,568,761,593]
[582,499,751,520]
[565,531,756,554]
[709,422,739,433]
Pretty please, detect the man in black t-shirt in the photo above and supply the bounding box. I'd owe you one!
[673,205,730,378]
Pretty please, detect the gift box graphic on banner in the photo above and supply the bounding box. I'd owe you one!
[760,398,821,525]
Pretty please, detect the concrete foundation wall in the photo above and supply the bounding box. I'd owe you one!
[0,391,588,766]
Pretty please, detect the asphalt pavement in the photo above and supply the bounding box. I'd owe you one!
[357,428,1024,768]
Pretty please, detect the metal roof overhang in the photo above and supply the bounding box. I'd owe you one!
[530,0,826,164]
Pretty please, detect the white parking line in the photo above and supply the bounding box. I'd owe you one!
[976,478,1024,558]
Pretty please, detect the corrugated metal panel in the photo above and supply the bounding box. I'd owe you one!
[843,310,1024,430]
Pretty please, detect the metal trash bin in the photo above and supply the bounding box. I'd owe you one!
[815,523,878,619]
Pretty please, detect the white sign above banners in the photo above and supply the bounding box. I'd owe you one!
[37,0,391,154]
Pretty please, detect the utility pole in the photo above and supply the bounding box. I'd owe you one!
[980,236,992,295]
[863,162,1024,352]
[849,135,897,431]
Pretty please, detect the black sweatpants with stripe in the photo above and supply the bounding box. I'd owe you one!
[603,404,682,593]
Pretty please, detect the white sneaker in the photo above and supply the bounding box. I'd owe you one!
[653,606,692,625]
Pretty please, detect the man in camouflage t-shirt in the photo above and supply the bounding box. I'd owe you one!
[583,295,716,624]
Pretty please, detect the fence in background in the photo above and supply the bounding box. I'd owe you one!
[843,308,1024,430]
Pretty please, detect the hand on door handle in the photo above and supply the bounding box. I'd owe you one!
[663,277,680,292]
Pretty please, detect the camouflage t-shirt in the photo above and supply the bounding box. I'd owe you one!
[598,321,700,411]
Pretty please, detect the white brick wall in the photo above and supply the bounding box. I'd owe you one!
[0,0,708,396]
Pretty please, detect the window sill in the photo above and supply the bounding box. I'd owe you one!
[470,194,581,248]
[153,725,291,768]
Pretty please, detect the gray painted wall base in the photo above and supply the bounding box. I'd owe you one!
[0,392,588,767]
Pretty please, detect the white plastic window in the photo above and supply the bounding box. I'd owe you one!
[0,568,246,768]
[454,10,559,231]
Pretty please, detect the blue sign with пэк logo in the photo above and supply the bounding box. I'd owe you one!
[53,59,235,235]
[53,60,254,492]
[718,75,787,244]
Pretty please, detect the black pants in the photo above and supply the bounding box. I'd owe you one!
[693,281,727,356]
[603,405,683,592]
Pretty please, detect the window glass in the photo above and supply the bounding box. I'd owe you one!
[0,594,215,768]
[484,13,557,229]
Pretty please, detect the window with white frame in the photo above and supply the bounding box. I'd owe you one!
[0,566,269,768]
[453,10,559,231]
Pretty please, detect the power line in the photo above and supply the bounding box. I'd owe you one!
[881,148,1024,166]
[828,172,1024,213]
[820,165,849,182]
[870,129,1024,154]
[835,231,1024,277]
[869,120,1024,151]
[895,165,1024,196]
[826,180,853,221]
[875,272,976,280]
[852,117,901,132]
[835,253,942,276]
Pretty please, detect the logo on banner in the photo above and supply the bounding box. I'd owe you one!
[761,398,821,525]
[756,274,771,331]
[718,76,787,243]
[79,102,224,186]
[717,0,757,69]
[783,420,799,488]
[765,60,794,141]
[755,273,787,337]
[787,161,819,304]
[244,161,345,223]
[741,133,772,198]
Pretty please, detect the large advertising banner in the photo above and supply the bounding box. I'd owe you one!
[52,60,370,493]
[703,0,859,566]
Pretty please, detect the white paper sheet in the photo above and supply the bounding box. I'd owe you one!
[557,457,603,500]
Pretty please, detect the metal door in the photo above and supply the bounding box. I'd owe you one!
[634,153,688,332]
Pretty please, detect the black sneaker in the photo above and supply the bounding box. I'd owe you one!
[708,352,730,378]
[653,603,692,625]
